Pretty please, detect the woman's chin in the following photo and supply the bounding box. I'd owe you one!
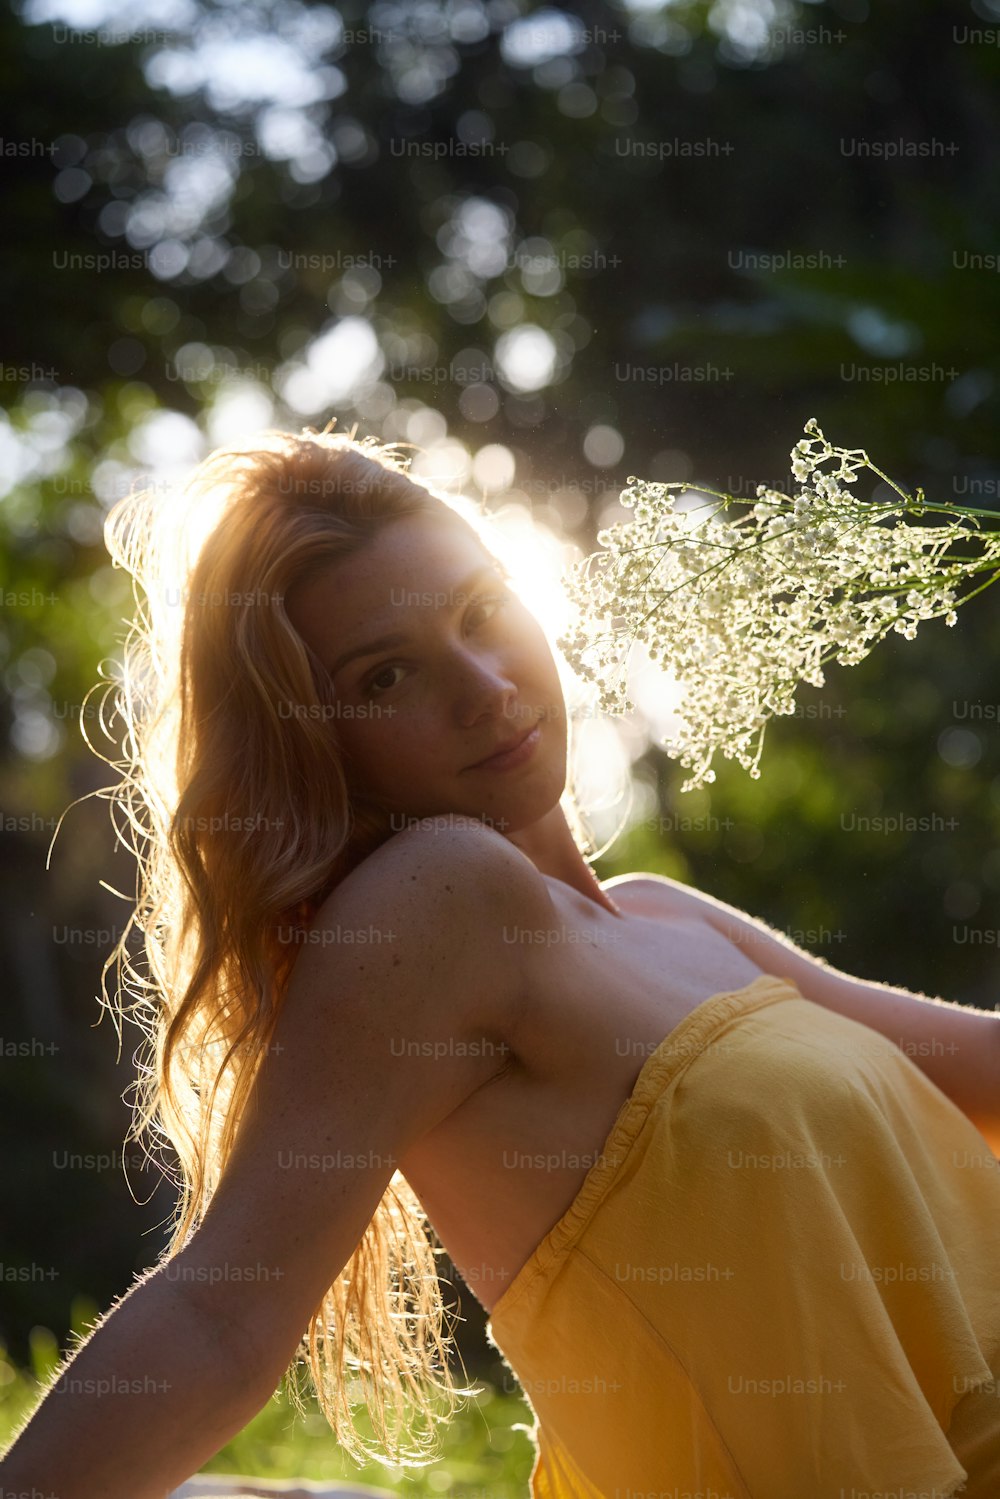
[472,771,567,835]
[359,745,567,837]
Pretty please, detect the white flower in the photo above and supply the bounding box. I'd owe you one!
[557,420,1000,791]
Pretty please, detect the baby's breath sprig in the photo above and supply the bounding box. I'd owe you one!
[556,419,1000,792]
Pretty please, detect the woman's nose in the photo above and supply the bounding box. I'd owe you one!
[453,651,520,726]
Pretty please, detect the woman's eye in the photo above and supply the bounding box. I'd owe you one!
[365,664,404,696]
[470,591,509,626]
[362,594,510,696]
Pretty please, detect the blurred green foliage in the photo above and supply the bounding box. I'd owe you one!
[0,1301,536,1492]
[2,0,1000,1479]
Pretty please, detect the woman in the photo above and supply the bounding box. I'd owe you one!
[2,427,999,1499]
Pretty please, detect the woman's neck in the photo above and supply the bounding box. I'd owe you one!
[502,804,623,917]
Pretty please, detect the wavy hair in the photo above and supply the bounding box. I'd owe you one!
[87,424,602,1466]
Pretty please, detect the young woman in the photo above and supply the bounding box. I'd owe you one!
[2,428,999,1499]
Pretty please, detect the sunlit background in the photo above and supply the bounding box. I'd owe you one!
[3,0,1000,1489]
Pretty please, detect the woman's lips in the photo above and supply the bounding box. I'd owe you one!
[465,721,542,772]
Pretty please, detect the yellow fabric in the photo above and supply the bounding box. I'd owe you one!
[485,974,1000,1498]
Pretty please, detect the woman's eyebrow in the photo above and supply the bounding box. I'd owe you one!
[329,630,410,677]
[327,562,508,676]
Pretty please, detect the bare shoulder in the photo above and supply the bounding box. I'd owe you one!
[171,820,551,1381]
[317,816,554,1027]
[602,868,715,921]
[328,816,554,940]
[338,815,553,917]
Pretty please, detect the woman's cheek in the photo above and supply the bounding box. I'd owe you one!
[362,706,418,766]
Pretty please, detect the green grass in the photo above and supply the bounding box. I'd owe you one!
[0,1297,536,1494]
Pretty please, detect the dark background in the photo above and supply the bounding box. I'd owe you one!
[2,0,1000,1379]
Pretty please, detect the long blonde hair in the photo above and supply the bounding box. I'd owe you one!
[88,424,597,1466]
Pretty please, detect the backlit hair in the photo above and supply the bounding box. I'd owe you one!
[89,424,597,1465]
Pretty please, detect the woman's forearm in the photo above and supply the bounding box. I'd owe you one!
[808,968,1000,1156]
[0,1267,275,1499]
[739,916,1000,1150]
[662,873,1000,1153]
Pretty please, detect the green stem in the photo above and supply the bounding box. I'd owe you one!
[655,470,1000,526]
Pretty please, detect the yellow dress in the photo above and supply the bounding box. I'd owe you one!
[485,974,1000,1498]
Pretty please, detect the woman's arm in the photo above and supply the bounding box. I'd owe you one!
[0,823,532,1499]
[0,1263,281,1499]
[613,871,1000,1155]
[746,937,1000,1156]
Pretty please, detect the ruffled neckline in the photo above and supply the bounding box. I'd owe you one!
[488,972,803,1329]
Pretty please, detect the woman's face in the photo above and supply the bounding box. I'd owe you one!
[285,511,568,834]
